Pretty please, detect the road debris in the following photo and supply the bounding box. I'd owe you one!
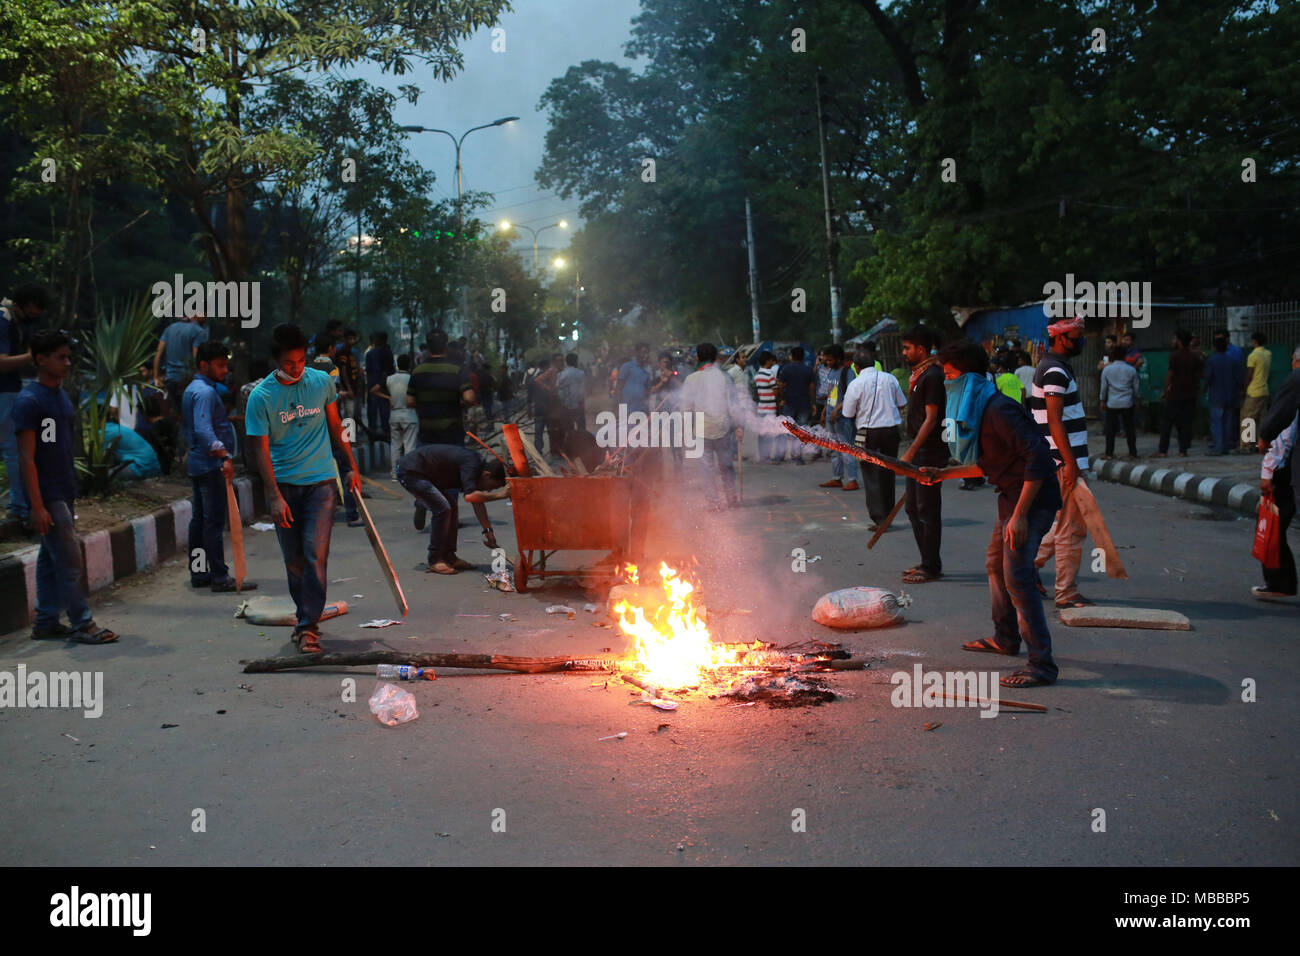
[485,570,515,592]
[359,619,402,628]
[598,731,628,741]
[251,522,276,532]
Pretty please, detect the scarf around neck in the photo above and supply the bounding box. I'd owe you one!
[909,357,936,389]
[944,372,996,466]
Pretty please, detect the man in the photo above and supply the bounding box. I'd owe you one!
[408,331,474,447]
[616,342,654,416]
[311,333,361,526]
[183,340,258,593]
[478,362,497,421]
[1154,328,1200,458]
[754,351,783,462]
[1014,349,1036,394]
[245,324,362,654]
[899,326,946,584]
[1096,334,1118,374]
[778,346,815,434]
[1122,332,1144,371]
[557,352,587,436]
[384,354,419,479]
[1029,315,1092,609]
[918,338,1063,688]
[364,330,396,439]
[152,309,209,412]
[680,342,740,510]
[17,331,117,644]
[841,346,907,529]
[819,344,858,489]
[1242,331,1272,452]
[1099,344,1140,460]
[1204,333,1243,456]
[534,352,567,454]
[335,327,364,429]
[993,352,1025,403]
[396,444,507,575]
[0,282,48,522]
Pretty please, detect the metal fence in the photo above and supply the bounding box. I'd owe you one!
[1176,300,1300,351]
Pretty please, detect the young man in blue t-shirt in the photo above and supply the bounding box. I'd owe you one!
[245,324,362,653]
[16,331,118,643]
[0,282,49,522]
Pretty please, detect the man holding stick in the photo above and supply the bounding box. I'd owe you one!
[918,339,1062,689]
[899,327,947,584]
[245,324,361,654]
[182,340,257,592]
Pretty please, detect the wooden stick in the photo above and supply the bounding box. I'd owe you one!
[243,651,625,674]
[224,473,245,591]
[518,431,557,477]
[784,421,929,480]
[867,495,907,550]
[940,692,1046,713]
[1072,477,1128,579]
[355,493,409,618]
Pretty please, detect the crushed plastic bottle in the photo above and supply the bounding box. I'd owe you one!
[546,604,577,619]
[368,683,420,726]
[376,664,434,681]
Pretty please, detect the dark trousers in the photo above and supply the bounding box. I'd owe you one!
[532,390,548,449]
[273,480,335,631]
[367,394,390,438]
[904,445,946,574]
[1159,398,1195,453]
[188,469,229,585]
[397,469,459,563]
[1264,461,1297,594]
[986,505,1059,681]
[1104,406,1137,457]
[856,425,900,523]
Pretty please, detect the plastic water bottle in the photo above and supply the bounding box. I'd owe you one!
[376,664,432,681]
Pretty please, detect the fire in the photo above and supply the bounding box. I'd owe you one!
[614,562,740,688]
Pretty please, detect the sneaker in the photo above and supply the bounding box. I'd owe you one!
[413,503,427,531]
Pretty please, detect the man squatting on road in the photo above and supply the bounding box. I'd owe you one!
[244,323,362,654]
[918,337,1064,689]
[397,443,508,576]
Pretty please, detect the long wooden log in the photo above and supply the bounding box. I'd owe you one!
[784,421,929,480]
[242,651,625,674]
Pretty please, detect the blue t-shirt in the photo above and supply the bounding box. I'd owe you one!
[0,308,28,393]
[182,374,237,476]
[12,380,78,503]
[618,360,653,413]
[159,321,209,383]
[244,367,338,485]
[105,422,161,480]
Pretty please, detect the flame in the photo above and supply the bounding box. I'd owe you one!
[624,563,639,585]
[614,562,740,688]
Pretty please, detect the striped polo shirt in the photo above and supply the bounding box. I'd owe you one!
[755,366,779,414]
[1028,353,1089,471]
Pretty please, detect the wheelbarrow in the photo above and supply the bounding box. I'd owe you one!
[508,475,632,592]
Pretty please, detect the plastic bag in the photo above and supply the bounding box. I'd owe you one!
[1253,494,1282,569]
[368,683,419,726]
[812,587,910,629]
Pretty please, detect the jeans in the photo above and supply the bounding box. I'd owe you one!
[857,426,900,523]
[0,391,29,517]
[904,445,946,575]
[829,415,856,477]
[1034,490,1088,604]
[272,481,335,630]
[35,499,93,630]
[389,421,419,478]
[987,505,1058,681]
[367,394,390,438]
[188,469,228,585]
[1159,398,1195,454]
[1103,406,1137,457]
[1208,404,1235,455]
[398,470,459,563]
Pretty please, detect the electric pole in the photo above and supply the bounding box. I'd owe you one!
[745,196,761,345]
[815,70,843,344]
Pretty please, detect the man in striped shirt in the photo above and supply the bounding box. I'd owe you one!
[1028,316,1093,608]
[754,351,783,461]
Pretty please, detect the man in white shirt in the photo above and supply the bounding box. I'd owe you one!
[841,348,908,528]
[384,354,419,478]
[680,342,740,509]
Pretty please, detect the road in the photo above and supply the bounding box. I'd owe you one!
[1,451,1296,866]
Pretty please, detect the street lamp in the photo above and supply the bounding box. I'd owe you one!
[498,219,568,273]
[552,256,583,333]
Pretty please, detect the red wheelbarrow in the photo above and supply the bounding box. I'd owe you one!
[507,475,632,592]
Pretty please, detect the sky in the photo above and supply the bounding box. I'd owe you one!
[356,0,644,268]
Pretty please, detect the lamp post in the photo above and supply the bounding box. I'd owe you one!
[400,116,519,335]
[552,256,583,339]
[498,219,568,273]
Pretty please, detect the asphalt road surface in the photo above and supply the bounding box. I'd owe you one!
[2,454,1296,866]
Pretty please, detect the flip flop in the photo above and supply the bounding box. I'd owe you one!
[962,637,1018,656]
[68,624,118,645]
[298,630,323,654]
[1000,671,1053,688]
[902,569,942,584]
[1055,597,1094,609]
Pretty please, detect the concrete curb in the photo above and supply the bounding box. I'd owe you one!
[1092,458,1260,517]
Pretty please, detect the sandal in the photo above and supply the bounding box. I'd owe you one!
[1000,670,1053,688]
[962,637,1018,656]
[1055,596,1094,609]
[69,624,118,645]
[298,630,323,654]
[902,569,943,584]
[31,623,74,640]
